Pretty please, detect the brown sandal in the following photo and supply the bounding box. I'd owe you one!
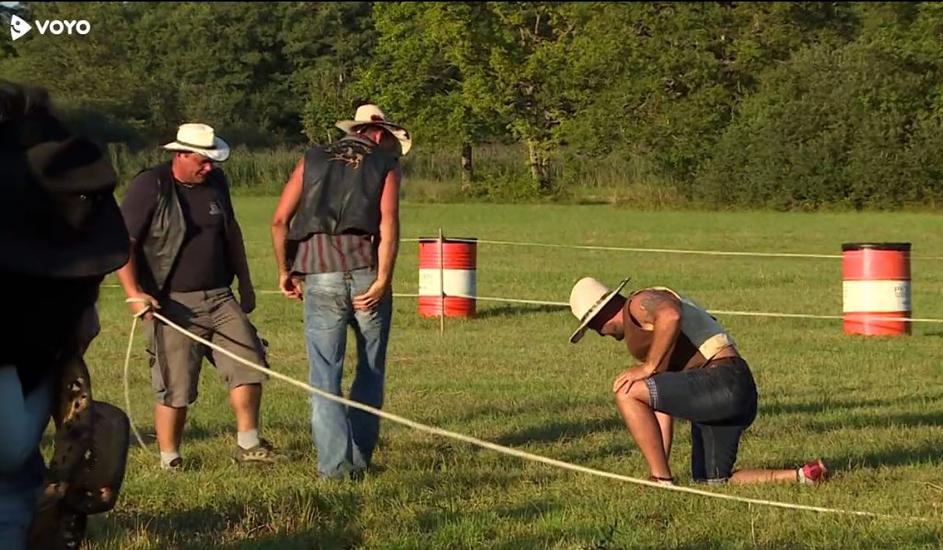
[649,475,675,485]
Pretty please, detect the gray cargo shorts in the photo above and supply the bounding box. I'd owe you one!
[145,287,268,407]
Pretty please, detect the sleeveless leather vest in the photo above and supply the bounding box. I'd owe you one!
[135,162,232,295]
[287,135,398,242]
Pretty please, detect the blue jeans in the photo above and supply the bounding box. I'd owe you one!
[303,268,393,479]
[0,368,53,548]
[0,452,44,549]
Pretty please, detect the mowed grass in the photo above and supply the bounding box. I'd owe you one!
[74,198,943,549]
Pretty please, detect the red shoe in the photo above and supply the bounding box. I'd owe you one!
[798,459,829,485]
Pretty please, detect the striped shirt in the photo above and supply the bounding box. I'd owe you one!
[292,233,377,275]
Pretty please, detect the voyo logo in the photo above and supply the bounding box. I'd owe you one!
[9,14,91,41]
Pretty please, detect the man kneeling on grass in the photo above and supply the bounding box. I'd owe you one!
[568,277,829,486]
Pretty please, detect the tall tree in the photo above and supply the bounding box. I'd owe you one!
[562,2,858,187]
[481,2,590,192]
[355,2,505,189]
[1,2,354,146]
[148,2,300,144]
[364,2,596,193]
[285,2,377,144]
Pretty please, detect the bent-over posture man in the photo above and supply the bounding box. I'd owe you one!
[569,277,829,486]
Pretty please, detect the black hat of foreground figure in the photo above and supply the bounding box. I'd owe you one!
[0,79,129,278]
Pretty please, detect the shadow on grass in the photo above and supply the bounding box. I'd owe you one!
[409,499,571,548]
[474,303,567,320]
[439,395,605,426]
[494,415,625,447]
[88,488,363,550]
[117,418,315,451]
[801,410,943,432]
[216,533,357,550]
[79,422,242,453]
[828,438,943,470]
[760,393,943,433]
[759,396,919,417]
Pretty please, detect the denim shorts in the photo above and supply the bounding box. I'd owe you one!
[644,357,758,483]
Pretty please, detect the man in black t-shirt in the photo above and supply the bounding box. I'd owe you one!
[115,123,286,470]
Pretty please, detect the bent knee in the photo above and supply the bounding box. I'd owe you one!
[614,379,652,406]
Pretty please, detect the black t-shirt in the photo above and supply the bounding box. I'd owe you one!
[122,171,234,292]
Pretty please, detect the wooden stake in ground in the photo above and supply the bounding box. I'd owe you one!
[439,227,444,336]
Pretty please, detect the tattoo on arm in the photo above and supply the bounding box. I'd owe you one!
[639,291,670,314]
[635,290,681,324]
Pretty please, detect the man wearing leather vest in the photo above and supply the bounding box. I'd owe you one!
[568,277,830,487]
[115,123,286,471]
[271,104,408,480]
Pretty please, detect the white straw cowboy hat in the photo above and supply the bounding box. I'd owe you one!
[162,123,231,162]
[569,277,630,344]
[336,104,412,156]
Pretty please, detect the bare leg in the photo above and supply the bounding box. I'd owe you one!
[154,404,187,453]
[615,382,671,479]
[229,384,261,432]
[656,412,673,460]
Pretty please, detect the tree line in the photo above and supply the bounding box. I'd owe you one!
[2,2,942,209]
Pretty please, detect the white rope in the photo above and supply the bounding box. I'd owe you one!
[708,310,943,323]
[402,237,943,261]
[451,294,569,307]
[122,301,154,453]
[106,286,943,324]
[439,293,943,324]
[119,308,930,523]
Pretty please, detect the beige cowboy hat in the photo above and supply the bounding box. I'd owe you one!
[162,123,231,162]
[568,277,630,344]
[336,104,412,156]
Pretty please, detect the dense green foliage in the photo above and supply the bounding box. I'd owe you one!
[3,2,943,207]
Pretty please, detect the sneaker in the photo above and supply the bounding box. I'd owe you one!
[798,459,829,485]
[161,457,184,472]
[232,438,289,465]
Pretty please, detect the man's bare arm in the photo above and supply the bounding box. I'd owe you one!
[629,290,682,375]
[353,164,401,311]
[271,158,305,299]
[115,242,159,318]
[375,164,402,287]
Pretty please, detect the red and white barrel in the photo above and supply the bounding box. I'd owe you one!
[418,237,477,318]
[842,242,911,336]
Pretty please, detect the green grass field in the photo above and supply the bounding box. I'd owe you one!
[76,198,943,549]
